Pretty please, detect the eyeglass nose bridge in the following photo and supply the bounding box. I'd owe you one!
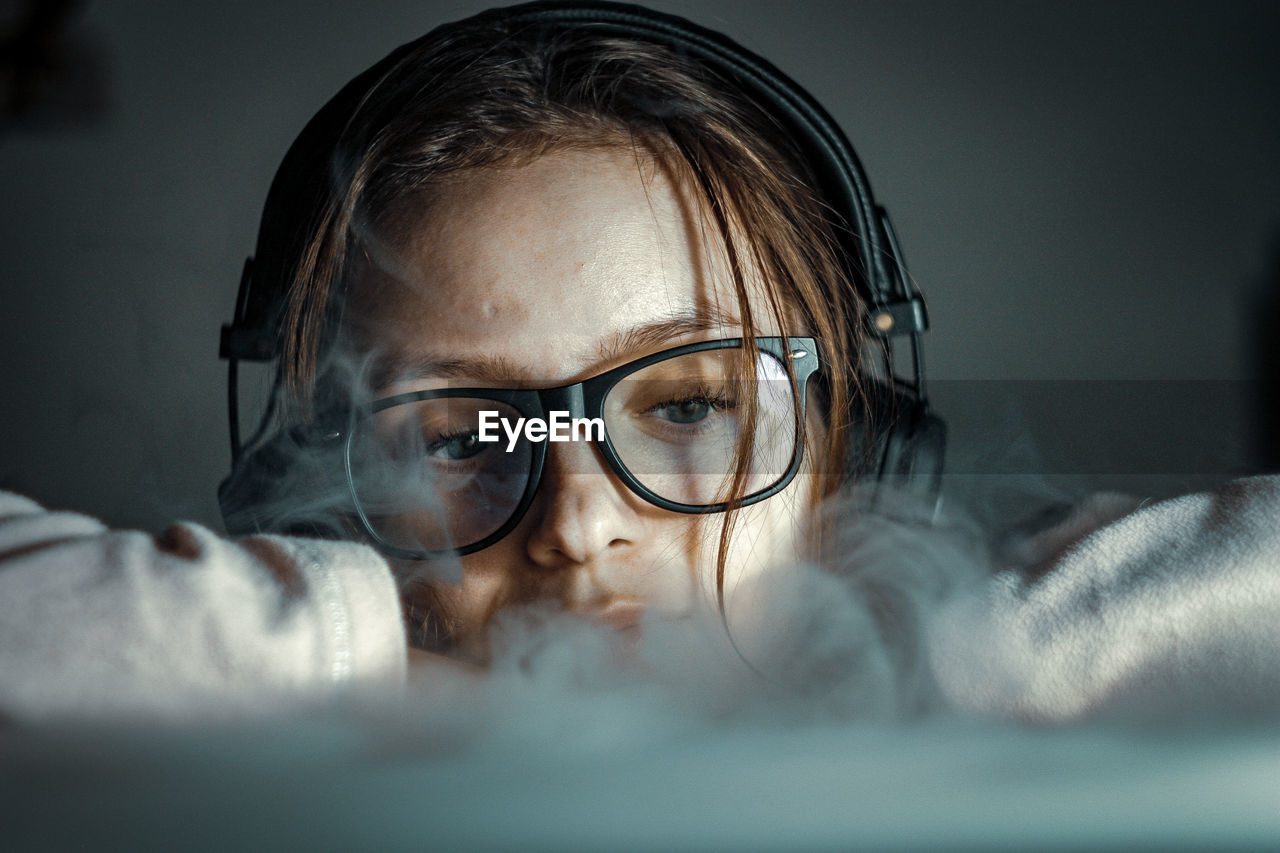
[532,379,590,423]
[524,378,625,491]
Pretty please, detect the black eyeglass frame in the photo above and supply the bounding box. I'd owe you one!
[343,336,821,559]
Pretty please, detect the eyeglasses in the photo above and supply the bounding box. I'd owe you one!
[342,336,821,558]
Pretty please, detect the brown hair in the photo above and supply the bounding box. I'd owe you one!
[278,19,868,632]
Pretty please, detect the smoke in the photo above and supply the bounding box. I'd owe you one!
[231,352,1000,721]
[224,323,1065,726]
[223,345,466,586]
[13,451,1280,848]
[396,482,993,728]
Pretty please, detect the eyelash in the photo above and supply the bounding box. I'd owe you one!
[424,428,482,461]
[641,389,737,431]
[645,390,734,409]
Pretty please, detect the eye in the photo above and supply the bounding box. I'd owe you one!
[657,398,711,424]
[648,393,734,425]
[427,430,484,460]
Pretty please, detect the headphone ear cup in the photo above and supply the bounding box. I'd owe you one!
[218,433,294,536]
[217,426,353,539]
[878,401,946,500]
[842,378,946,507]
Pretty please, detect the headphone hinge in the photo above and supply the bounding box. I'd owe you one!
[220,257,277,361]
[870,297,928,337]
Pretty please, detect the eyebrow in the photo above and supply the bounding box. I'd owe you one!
[593,305,740,364]
[372,305,741,390]
[370,352,533,390]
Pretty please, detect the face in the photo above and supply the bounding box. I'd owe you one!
[348,145,820,659]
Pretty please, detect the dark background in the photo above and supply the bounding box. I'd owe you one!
[2,0,1278,530]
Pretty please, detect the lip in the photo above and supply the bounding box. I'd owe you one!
[592,599,646,633]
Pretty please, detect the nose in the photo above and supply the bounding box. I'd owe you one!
[522,437,643,570]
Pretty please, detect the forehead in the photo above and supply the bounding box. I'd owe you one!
[351,146,761,388]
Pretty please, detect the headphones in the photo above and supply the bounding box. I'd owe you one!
[218,0,946,538]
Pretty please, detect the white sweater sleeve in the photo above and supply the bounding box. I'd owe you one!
[930,476,1280,721]
[0,492,407,721]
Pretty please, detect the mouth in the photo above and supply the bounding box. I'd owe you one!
[591,599,646,635]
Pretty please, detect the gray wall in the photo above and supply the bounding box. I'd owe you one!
[3,1,1278,529]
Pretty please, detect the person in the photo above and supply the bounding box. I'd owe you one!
[1,2,878,718]
[2,1,1278,723]
[215,0,909,669]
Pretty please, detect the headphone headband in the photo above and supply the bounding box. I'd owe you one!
[221,0,927,365]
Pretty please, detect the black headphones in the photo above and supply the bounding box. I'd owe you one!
[218,0,946,537]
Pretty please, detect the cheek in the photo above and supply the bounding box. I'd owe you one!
[442,552,515,626]
[688,480,811,613]
[397,554,509,652]
[678,379,829,609]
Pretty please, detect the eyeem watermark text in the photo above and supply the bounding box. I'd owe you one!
[478,411,605,452]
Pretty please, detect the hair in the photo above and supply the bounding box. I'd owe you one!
[275,15,870,645]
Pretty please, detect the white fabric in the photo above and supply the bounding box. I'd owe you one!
[930,475,1280,721]
[2,476,1278,723]
[0,492,406,721]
